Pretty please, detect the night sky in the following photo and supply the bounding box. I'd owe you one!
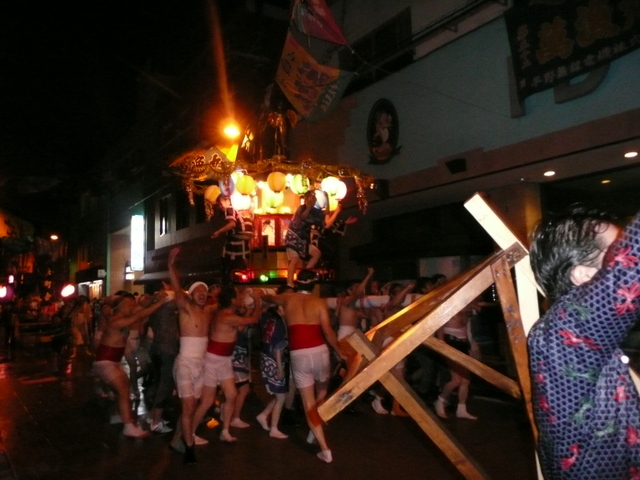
[0,1,288,233]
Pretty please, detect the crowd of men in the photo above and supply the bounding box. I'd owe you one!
[86,257,484,466]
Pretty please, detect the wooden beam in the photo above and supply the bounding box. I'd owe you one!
[492,255,538,441]
[349,331,491,480]
[464,193,541,335]
[319,266,495,421]
[369,243,528,347]
[422,337,522,399]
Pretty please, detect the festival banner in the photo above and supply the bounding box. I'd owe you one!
[505,0,640,101]
[292,0,347,45]
[276,33,353,122]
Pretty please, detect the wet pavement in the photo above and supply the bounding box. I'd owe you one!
[0,340,536,480]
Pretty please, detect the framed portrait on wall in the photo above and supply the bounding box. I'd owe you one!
[367,98,401,164]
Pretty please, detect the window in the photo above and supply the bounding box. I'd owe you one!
[341,8,413,95]
[159,195,170,236]
[175,191,191,230]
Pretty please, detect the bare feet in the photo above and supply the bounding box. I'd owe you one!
[123,423,149,438]
[456,406,478,420]
[317,450,333,463]
[256,414,270,431]
[434,398,447,418]
[220,430,237,442]
[193,434,209,445]
[269,428,288,439]
[230,417,250,428]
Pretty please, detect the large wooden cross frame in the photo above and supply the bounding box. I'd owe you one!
[318,193,541,480]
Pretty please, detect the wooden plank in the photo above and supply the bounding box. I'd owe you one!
[422,337,522,399]
[369,243,528,347]
[350,331,491,480]
[464,193,541,335]
[492,255,538,442]
[319,267,494,421]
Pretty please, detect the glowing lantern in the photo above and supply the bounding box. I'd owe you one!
[219,177,235,196]
[230,191,252,211]
[236,175,255,195]
[314,190,328,210]
[204,185,222,203]
[61,284,76,298]
[267,171,287,193]
[335,180,347,200]
[320,176,340,196]
[265,190,284,209]
[290,174,309,195]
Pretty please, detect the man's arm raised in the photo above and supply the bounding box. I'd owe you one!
[168,247,189,310]
[110,292,170,330]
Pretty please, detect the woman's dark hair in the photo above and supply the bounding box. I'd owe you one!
[529,204,617,302]
[217,285,237,308]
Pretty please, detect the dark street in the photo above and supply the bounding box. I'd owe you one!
[0,336,536,480]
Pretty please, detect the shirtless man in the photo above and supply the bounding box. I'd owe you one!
[434,301,481,420]
[92,291,170,437]
[266,269,346,463]
[336,267,374,341]
[191,285,262,443]
[167,247,215,465]
[124,294,153,400]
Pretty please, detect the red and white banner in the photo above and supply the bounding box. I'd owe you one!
[292,0,347,45]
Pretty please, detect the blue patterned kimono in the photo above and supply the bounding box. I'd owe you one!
[529,213,640,479]
[259,307,289,395]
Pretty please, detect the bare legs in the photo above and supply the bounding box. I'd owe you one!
[220,379,239,441]
[287,245,321,286]
[305,244,321,269]
[286,249,302,287]
[229,382,250,428]
[257,393,287,438]
[298,380,332,463]
[107,370,135,426]
[435,361,476,420]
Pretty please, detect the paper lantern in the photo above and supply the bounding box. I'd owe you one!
[204,185,221,203]
[236,175,255,195]
[335,180,347,200]
[267,171,287,193]
[290,174,309,195]
[265,190,284,208]
[230,191,252,211]
[314,190,328,210]
[219,177,235,196]
[320,176,340,196]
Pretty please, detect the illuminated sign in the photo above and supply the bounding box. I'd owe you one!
[131,215,145,271]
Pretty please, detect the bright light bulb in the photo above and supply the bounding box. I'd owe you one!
[223,123,241,139]
[543,170,556,177]
[625,151,638,158]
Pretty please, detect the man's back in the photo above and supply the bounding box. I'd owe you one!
[280,292,325,326]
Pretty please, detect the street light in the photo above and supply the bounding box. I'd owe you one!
[60,284,75,298]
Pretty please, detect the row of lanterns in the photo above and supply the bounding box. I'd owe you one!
[203,171,347,213]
